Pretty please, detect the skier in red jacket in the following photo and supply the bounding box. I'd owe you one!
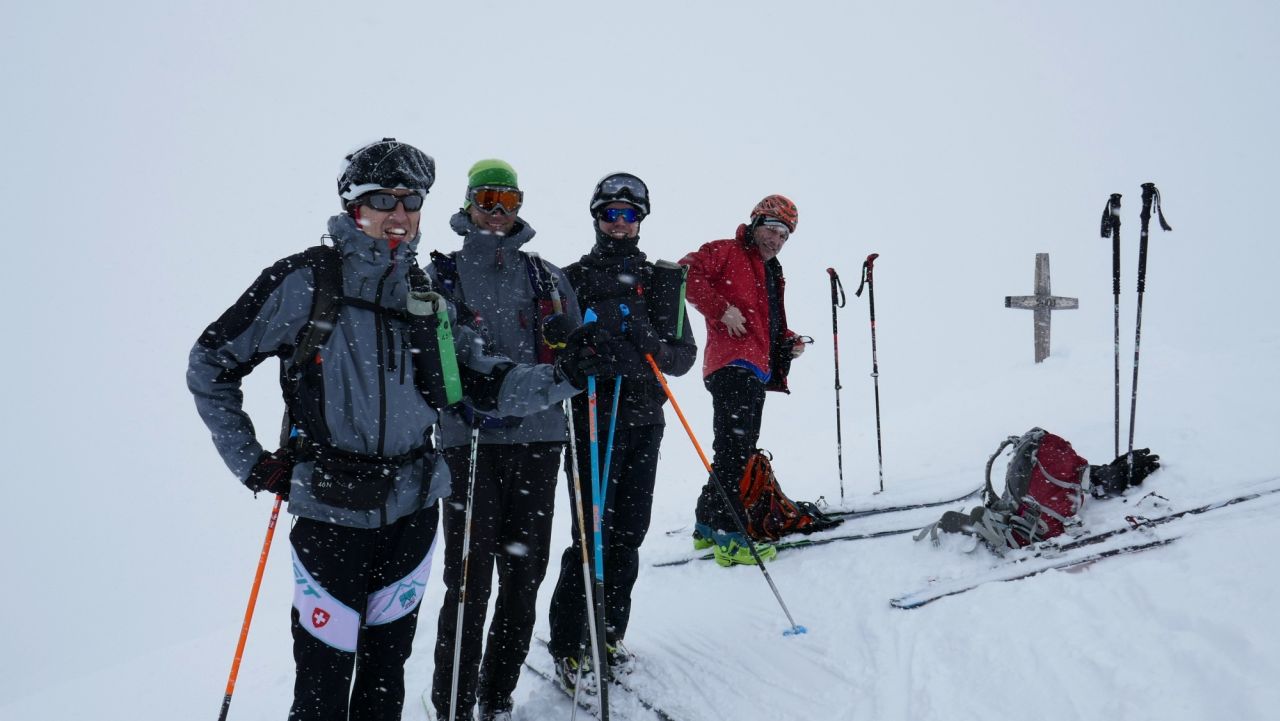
[679,195,807,566]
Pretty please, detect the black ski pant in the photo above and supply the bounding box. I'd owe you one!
[546,423,664,660]
[287,505,439,721]
[430,442,561,718]
[695,366,767,532]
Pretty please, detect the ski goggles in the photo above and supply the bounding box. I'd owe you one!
[596,174,649,207]
[597,207,641,224]
[361,191,425,212]
[468,186,523,214]
[757,218,791,240]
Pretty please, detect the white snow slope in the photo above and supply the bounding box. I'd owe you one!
[3,2,1278,720]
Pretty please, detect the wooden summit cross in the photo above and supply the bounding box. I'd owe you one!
[1004,253,1078,363]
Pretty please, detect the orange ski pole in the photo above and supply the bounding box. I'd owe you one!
[644,355,805,635]
[218,495,283,721]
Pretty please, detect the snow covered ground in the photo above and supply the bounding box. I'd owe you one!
[4,2,1278,720]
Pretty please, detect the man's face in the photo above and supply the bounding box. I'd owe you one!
[467,188,520,235]
[596,202,642,240]
[754,224,790,261]
[355,190,422,243]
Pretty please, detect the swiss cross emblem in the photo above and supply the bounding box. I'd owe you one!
[312,608,330,628]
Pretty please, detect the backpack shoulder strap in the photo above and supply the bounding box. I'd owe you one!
[429,250,460,294]
[290,244,343,368]
[523,252,559,301]
[408,260,432,293]
[983,435,1021,507]
[429,250,477,326]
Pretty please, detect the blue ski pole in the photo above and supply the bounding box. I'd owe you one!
[581,308,611,716]
[600,305,628,500]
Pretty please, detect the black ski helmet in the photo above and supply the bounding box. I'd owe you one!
[589,173,650,218]
[337,138,436,208]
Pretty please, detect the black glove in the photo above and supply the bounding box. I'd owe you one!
[1090,449,1161,498]
[556,322,616,389]
[625,313,665,357]
[541,312,575,350]
[245,449,295,499]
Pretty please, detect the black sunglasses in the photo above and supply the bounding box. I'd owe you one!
[597,207,641,223]
[362,191,424,212]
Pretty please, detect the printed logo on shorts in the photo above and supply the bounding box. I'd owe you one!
[292,546,359,652]
[398,588,417,609]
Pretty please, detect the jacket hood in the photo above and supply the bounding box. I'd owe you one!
[588,227,645,260]
[449,210,535,254]
[327,213,422,267]
[578,237,647,269]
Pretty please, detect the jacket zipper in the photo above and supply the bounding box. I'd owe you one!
[374,262,395,457]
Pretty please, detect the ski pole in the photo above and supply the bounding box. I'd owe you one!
[644,354,806,636]
[563,398,603,717]
[1100,193,1123,459]
[826,268,847,506]
[543,280,605,716]
[601,305,628,496]
[448,426,482,721]
[217,494,283,721]
[583,308,611,717]
[1128,183,1172,476]
[854,253,885,493]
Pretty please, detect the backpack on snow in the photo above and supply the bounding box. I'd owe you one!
[740,449,844,542]
[916,428,1090,553]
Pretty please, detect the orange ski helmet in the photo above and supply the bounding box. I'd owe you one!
[750,194,798,232]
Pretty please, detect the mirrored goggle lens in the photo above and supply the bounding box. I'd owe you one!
[470,187,523,213]
[364,192,424,212]
[599,207,640,223]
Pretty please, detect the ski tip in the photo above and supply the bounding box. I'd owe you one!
[783,624,808,637]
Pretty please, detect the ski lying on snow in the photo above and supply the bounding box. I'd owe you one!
[662,485,982,537]
[1055,483,1280,552]
[653,525,921,567]
[891,536,1180,609]
[891,482,1280,609]
[524,636,683,721]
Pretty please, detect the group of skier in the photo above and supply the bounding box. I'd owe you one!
[188,138,807,720]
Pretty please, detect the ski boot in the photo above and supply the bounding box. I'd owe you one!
[606,640,636,677]
[696,523,777,566]
[554,654,597,696]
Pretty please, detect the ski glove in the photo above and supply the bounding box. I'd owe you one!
[556,322,616,389]
[245,449,295,499]
[1090,449,1161,499]
[625,313,665,358]
[541,312,576,350]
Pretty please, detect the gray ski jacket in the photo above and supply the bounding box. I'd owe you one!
[427,212,581,449]
[187,214,579,529]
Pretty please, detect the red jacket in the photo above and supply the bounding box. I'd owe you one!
[680,225,796,390]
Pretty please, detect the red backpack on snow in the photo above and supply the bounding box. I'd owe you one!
[918,428,1090,552]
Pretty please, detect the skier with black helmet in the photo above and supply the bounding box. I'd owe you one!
[187,139,612,720]
[679,194,807,566]
[545,173,697,688]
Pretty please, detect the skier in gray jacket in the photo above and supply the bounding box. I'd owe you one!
[425,159,580,721]
[187,140,610,721]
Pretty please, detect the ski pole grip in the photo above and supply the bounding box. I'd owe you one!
[855,254,879,297]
